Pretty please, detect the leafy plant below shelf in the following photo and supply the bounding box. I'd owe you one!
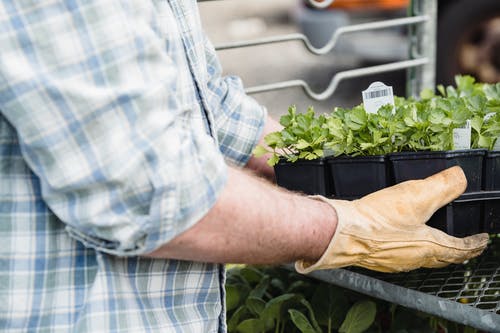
[225,265,482,333]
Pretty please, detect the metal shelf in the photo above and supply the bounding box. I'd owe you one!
[300,237,500,332]
[208,1,436,101]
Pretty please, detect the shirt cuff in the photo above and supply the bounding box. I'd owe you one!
[213,77,267,167]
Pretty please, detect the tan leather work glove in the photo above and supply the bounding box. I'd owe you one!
[296,166,489,274]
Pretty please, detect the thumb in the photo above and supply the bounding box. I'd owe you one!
[358,166,467,225]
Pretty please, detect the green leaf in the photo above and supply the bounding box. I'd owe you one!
[299,298,322,333]
[325,117,345,139]
[455,74,475,94]
[420,88,434,100]
[226,283,251,312]
[249,276,270,299]
[285,280,309,294]
[313,149,324,157]
[471,116,483,133]
[446,85,458,98]
[270,278,285,293]
[288,309,318,333]
[226,285,242,312]
[261,293,298,324]
[240,266,264,284]
[264,132,283,148]
[280,105,297,127]
[297,114,312,132]
[246,297,266,316]
[304,152,320,160]
[486,99,500,113]
[467,95,487,114]
[484,83,500,100]
[478,135,494,149]
[252,145,268,158]
[346,107,367,130]
[281,129,295,142]
[267,154,280,167]
[236,318,265,333]
[295,139,311,150]
[312,284,349,330]
[437,84,446,96]
[228,306,250,333]
[339,300,377,333]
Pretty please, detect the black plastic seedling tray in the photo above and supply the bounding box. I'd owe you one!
[388,149,486,192]
[483,151,500,233]
[327,155,389,197]
[274,158,330,196]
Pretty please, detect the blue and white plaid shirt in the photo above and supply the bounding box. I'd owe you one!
[0,0,265,332]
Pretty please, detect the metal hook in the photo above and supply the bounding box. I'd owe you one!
[307,0,335,9]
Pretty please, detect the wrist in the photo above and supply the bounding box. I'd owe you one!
[299,196,338,262]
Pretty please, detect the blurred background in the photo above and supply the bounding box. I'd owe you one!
[199,0,500,118]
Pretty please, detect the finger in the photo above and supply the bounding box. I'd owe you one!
[426,231,489,264]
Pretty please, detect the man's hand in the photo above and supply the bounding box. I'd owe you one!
[296,166,490,274]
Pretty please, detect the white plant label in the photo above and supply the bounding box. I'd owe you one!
[453,120,471,150]
[362,82,395,114]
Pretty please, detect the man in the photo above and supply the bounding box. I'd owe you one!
[0,1,488,332]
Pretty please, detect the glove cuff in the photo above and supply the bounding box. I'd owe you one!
[295,196,351,274]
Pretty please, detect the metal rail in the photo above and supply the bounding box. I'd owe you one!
[456,191,500,203]
[198,0,336,7]
[307,0,335,9]
[215,16,428,54]
[245,58,428,101]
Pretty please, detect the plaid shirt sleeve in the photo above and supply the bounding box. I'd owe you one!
[203,35,267,167]
[0,1,228,257]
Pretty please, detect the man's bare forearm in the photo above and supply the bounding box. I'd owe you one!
[146,167,337,264]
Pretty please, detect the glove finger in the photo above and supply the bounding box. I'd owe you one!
[358,230,488,272]
[426,230,489,264]
[355,242,453,273]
